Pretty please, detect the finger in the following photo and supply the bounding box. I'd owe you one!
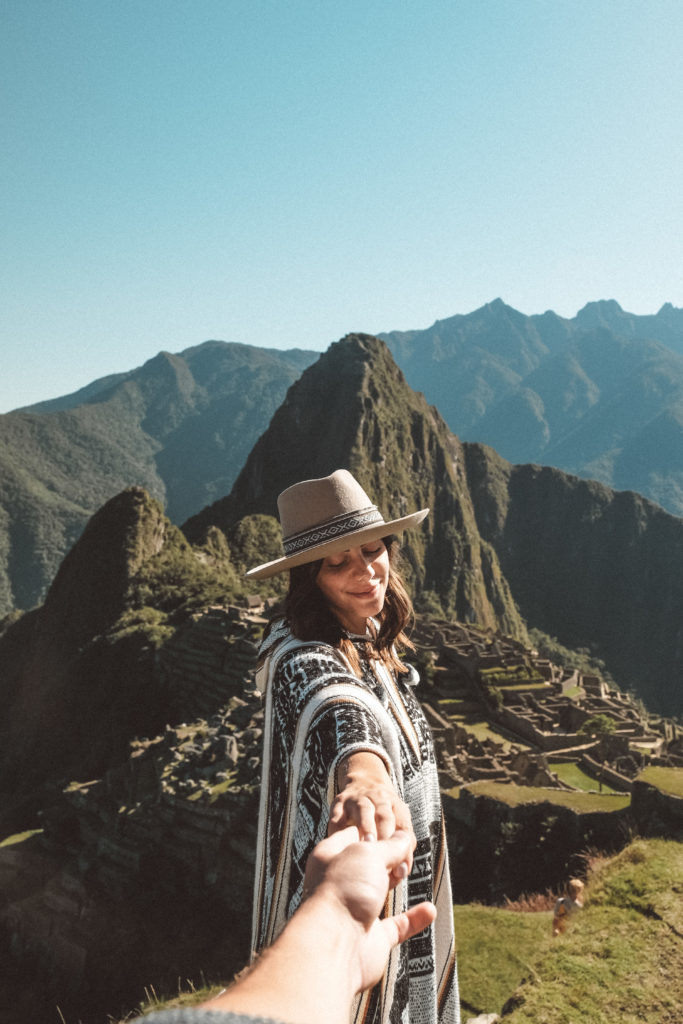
[328,796,346,832]
[355,798,378,842]
[317,825,360,858]
[389,860,410,886]
[373,799,396,840]
[375,829,414,881]
[383,836,413,883]
[383,902,437,947]
[391,805,415,870]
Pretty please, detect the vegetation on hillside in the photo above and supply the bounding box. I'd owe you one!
[116,838,683,1023]
[0,342,316,615]
[502,839,683,1023]
[527,627,617,688]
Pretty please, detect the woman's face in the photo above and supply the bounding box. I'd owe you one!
[316,540,390,635]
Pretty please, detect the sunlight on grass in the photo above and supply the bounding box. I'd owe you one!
[551,761,623,795]
[461,781,630,812]
[455,903,552,1016]
[503,840,683,1024]
[438,701,531,751]
[637,765,683,798]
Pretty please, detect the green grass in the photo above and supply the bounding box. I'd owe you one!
[637,765,683,798]
[458,780,630,813]
[479,666,548,689]
[438,703,531,751]
[502,839,683,1024]
[551,761,623,795]
[114,840,683,1024]
[494,682,549,692]
[455,904,552,1016]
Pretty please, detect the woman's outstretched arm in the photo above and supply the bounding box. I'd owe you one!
[330,750,414,845]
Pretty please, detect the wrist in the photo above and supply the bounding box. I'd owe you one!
[211,896,360,1024]
[338,757,390,791]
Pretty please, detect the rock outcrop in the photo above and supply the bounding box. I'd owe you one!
[184,334,527,636]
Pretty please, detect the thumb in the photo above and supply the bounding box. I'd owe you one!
[381,901,437,949]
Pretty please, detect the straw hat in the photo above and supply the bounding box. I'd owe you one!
[245,469,429,580]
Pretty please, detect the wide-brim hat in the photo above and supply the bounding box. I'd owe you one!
[245,469,429,580]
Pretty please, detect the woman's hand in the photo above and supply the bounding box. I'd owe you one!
[330,751,414,860]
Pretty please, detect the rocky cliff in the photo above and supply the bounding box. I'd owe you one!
[0,489,171,807]
[464,444,683,718]
[184,333,527,636]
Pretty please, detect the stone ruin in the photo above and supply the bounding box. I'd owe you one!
[410,617,679,795]
[0,602,681,1023]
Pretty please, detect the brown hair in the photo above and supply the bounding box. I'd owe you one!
[284,536,415,675]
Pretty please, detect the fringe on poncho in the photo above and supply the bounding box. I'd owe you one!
[251,620,460,1024]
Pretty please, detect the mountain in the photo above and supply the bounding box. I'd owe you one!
[381,299,683,517]
[1,331,682,1021]
[183,333,527,637]
[0,341,317,615]
[185,333,682,717]
[465,444,683,718]
[0,488,263,1023]
[0,488,177,805]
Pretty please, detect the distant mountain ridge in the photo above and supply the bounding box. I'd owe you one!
[3,297,683,622]
[185,334,683,718]
[0,341,317,614]
[0,329,681,1024]
[381,299,683,517]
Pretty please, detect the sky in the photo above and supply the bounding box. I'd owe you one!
[2,0,682,412]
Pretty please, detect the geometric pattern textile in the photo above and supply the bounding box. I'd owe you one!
[251,619,460,1024]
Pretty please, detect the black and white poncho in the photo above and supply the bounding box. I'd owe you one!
[251,619,460,1024]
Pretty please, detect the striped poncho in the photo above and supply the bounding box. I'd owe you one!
[251,619,460,1024]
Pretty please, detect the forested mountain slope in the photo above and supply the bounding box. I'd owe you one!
[382,299,683,517]
[0,341,316,614]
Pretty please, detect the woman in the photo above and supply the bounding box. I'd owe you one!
[246,470,460,1024]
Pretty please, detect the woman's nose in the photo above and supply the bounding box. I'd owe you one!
[352,553,373,576]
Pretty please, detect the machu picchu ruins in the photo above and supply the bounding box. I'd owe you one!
[1,602,681,1022]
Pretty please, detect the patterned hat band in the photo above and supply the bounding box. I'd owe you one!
[283,505,383,556]
[244,470,429,580]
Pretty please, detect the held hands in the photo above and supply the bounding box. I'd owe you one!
[330,751,414,848]
[304,825,436,995]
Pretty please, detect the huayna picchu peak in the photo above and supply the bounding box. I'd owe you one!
[183,333,527,636]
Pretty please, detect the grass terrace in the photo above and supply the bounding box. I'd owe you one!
[502,839,683,1023]
[437,700,531,751]
[551,760,624,795]
[453,780,630,813]
[455,903,552,1018]
[479,665,549,691]
[637,765,683,797]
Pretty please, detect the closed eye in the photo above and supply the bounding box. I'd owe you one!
[323,557,347,569]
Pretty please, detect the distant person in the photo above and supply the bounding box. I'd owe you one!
[552,878,585,936]
[132,825,435,1024]
[245,470,460,1023]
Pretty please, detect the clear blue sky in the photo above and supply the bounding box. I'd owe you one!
[2,0,682,412]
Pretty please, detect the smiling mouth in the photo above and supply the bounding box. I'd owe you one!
[350,583,381,597]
